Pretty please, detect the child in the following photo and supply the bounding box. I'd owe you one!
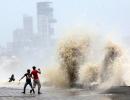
[19,69,35,94]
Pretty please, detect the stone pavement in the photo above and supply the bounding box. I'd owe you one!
[0,87,36,100]
[0,87,97,100]
[0,87,130,100]
[0,87,86,100]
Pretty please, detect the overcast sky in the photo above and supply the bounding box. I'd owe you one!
[0,0,130,46]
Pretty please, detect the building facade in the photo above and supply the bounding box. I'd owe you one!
[37,2,56,42]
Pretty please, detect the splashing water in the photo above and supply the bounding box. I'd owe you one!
[57,34,90,87]
[99,42,124,89]
[78,63,99,89]
[44,32,127,89]
[43,65,69,87]
[44,33,90,87]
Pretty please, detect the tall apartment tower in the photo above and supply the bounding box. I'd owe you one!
[37,2,56,41]
[23,15,33,36]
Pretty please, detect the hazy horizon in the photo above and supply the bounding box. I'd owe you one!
[0,0,130,46]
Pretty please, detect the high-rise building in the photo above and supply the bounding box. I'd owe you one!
[37,2,56,41]
[13,29,24,43]
[23,15,33,36]
[13,15,33,44]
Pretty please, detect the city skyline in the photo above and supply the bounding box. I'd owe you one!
[0,1,57,80]
[0,1,56,47]
[8,2,56,62]
[0,0,130,46]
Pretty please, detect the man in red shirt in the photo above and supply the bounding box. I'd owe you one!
[31,66,41,94]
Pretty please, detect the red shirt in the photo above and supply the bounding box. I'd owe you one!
[31,70,39,80]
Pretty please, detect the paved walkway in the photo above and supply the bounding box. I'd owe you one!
[0,87,130,100]
[0,87,85,100]
[0,87,36,100]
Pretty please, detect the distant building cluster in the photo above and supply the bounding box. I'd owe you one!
[5,2,56,65]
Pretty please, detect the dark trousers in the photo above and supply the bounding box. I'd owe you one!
[23,82,34,93]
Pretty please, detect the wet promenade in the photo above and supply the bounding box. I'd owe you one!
[0,86,130,100]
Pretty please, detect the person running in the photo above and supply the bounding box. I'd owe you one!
[31,66,41,94]
[19,69,35,94]
[8,74,15,82]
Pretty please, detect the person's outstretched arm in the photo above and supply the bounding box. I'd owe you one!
[19,75,25,81]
